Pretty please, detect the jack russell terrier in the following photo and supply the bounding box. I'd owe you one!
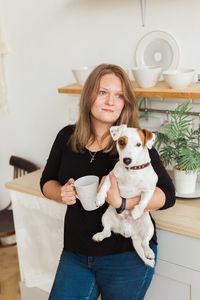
[92,125,158,267]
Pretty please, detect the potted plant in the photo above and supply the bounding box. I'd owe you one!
[154,101,200,194]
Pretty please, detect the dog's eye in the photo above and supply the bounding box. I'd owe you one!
[118,139,125,146]
[136,143,141,147]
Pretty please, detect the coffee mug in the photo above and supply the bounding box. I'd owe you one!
[74,175,99,211]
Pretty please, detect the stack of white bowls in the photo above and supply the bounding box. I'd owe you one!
[72,65,195,89]
[132,66,195,89]
[132,66,162,88]
[162,69,195,89]
[132,65,195,89]
[72,66,95,86]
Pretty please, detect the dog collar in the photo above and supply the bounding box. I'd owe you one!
[125,162,150,170]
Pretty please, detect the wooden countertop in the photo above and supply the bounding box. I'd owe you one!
[58,81,200,99]
[5,169,200,240]
[5,169,45,199]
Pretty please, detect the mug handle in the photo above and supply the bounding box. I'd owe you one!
[70,183,78,198]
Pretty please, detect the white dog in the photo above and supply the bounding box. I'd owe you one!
[92,125,158,267]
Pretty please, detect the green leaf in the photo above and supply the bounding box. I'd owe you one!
[154,101,200,172]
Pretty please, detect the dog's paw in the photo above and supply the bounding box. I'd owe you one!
[92,232,105,242]
[121,225,132,238]
[122,229,132,238]
[96,193,106,207]
[131,205,144,220]
[146,259,155,268]
[144,248,155,260]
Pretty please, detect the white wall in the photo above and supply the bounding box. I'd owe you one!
[0,0,200,207]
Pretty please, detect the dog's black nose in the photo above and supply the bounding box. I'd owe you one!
[123,157,132,165]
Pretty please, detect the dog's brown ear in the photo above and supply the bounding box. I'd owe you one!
[141,129,155,149]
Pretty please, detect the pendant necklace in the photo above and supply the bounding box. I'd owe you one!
[88,151,97,163]
[88,138,102,163]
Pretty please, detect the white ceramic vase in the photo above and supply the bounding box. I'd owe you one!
[174,168,197,194]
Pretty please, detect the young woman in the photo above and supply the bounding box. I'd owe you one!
[40,64,175,300]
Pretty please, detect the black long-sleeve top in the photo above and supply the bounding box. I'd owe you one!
[40,125,176,256]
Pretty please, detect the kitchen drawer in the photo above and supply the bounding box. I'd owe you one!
[157,229,200,272]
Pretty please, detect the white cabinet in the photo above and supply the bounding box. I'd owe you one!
[145,230,200,300]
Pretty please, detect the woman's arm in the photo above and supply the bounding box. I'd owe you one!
[149,147,176,210]
[43,179,76,205]
[40,128,65,195]
[42,180,63,202]
[104,172,165,211]
[126,187,165,211]
[40,126,77,204]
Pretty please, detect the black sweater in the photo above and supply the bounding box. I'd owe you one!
[40,125,176,256]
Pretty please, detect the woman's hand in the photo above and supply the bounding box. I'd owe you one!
[98,173,166,211]
[101,172,122,209]
[60,178,76,205]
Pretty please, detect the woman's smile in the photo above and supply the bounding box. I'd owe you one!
[102,108,114,112]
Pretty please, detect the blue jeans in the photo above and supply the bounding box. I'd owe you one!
[49,245,157,300]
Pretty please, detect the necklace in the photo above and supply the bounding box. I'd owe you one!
[88,151,97,163]
[87,137,103,163]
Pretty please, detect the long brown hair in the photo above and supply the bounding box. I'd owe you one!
[69,64,139,153]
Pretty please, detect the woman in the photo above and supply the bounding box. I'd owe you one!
[40,64,175,300]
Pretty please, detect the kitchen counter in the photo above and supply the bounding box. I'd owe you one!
[5,170,200,300]
[5,169,200,240]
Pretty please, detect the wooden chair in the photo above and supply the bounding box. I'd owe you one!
[0,156,39,247]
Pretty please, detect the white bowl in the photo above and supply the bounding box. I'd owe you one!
[132,66,161,88]
[162,69,195,89]
[72,66,95,85]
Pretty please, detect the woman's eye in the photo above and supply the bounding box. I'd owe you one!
[99,90,106,95]
[116,94,123,99]
[136,143,141,147]
[119,139,125,146]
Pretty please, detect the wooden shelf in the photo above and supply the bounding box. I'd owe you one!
[58,81,200,99]
[58,83,83,95]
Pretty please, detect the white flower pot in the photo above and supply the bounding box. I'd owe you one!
[174,168,197,194]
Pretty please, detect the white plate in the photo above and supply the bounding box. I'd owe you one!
[175,181,200,199]
[135,31,180,71]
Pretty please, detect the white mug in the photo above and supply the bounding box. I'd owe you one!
[74,175,99,211]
